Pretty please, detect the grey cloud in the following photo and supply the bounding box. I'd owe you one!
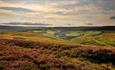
[2,22,51,25]
[0,7,33,13]
[55,0,115,11]
[86,23,93,25]
[53,11,75,16]
[110,16,115,19]
[0,13,9,16]
[1,0,71,3]
[1,0,18,2]
[54,11,79,16]
[80,0,115,10]
[1,0,115,11]
[79,0,115,11]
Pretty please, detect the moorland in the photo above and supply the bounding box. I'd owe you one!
[0,26,115,70]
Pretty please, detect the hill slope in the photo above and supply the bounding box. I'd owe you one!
[0,32,115,70]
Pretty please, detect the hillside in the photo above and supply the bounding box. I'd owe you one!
[0,32,115,70]
[0,25,115,32]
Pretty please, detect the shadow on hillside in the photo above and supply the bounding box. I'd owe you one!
[78,49,115,65]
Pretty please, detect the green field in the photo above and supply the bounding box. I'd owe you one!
[35,30,115,48]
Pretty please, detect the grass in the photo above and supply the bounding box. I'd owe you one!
[35,30,115,47]
[66,32,81,36]
[0,32,115,70]
[71,32,115,47]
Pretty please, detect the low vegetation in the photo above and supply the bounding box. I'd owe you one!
[0,32,115,70]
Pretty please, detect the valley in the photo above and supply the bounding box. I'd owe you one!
[0,27,115,70]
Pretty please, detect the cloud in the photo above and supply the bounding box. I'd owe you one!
[1,0,76,4]
[0,22,51,25]
[0,0,18,2]
[0,0,115,26]
[0,13,9,16]
[0,7,33,13]
[55,0,115,12]
[78,0,115,11]
[110,16,115,19]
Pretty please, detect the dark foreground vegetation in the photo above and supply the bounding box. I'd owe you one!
[0,32,115,70]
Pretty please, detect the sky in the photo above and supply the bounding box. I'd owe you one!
[0,0,115,27]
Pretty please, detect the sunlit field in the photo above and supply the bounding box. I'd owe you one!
[0,28,115,70]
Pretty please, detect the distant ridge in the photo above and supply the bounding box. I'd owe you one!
[0,25,115,32]
[50,26,115,31]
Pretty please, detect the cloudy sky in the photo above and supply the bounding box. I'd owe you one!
[0,0,115,26]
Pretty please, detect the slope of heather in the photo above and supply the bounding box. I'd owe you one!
[0,32,115,70]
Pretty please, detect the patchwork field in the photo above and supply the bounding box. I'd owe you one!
[0,30,115,70]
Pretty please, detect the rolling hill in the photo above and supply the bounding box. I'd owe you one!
[0,32,115,70]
